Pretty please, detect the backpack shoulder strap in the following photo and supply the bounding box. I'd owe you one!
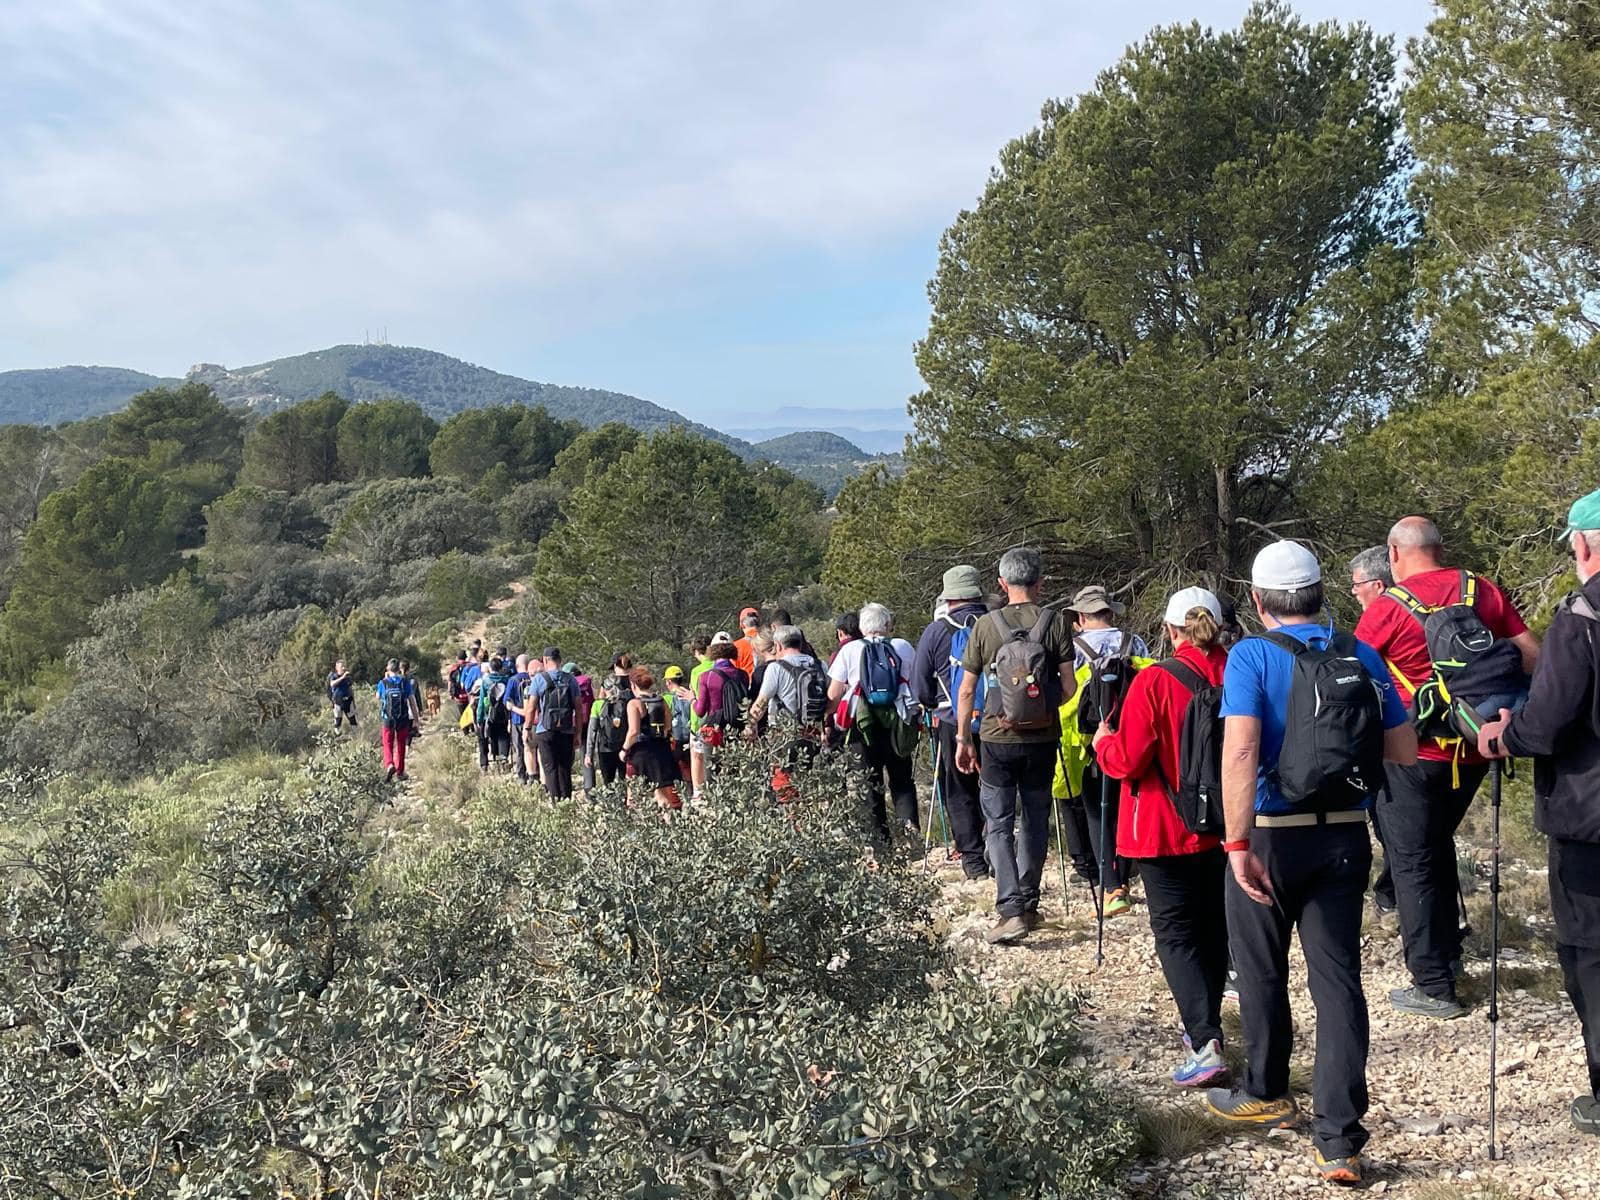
[1460,569,1477,607]
[1152,658,1206,695]
[1072,634,1100,662]
[1384,584,1428,615]
[1027,607,1056,643]
[1259,630,1309,658]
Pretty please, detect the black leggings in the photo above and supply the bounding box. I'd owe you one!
[1140,849,1229,1050]
[478,722,511,769]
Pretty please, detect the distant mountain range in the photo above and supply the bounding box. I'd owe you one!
[0,344,908,496]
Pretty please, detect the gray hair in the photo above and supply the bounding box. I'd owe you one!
[1582,531,1600,556]
[773,624,804,650]
[859,602,894,638]
[998,546,1043,588]
[1388,516,1443,550]
[1256,582,1325,621]
[1348,546,1392,587]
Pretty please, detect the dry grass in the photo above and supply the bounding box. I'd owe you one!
[1411,1181,1514,1200]
[1134,1100,1219,1161]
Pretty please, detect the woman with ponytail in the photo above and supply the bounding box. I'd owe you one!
[1093,586,1232,1089]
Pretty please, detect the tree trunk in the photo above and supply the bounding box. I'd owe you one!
[1214,463,1237,582]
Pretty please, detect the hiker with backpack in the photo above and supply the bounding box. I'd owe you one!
[1091,587,1231,1088]
[686,636,715,800]
[469,655,515,773]
[1068,585,1150,919]
[663,664,695,780]
[327,659,357,732]
[1349,545,1400,920]
[446,650,470,721]
[745,629,777,738]
[458,650,486,737]
[911,565,991,881]
[694,635,749,754]
[827,603,921,846]
[771,608,818,659]
[1205,541,1416,1186]
[750,623,829,798]
[1356,516,1539,1020]
[525,647,581,799]
[953,548,1080,945]
[1476,487,1600,1138]
[506,653,533,784]
[621,666,683,812]
[375,658,420,781]
[586,653,637,789]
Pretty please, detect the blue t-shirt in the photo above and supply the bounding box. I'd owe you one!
[506,671,530,726]
[459,662,483,694]
[528,669,578,734]
[374,675,414,718]
[1218,622,1408,815]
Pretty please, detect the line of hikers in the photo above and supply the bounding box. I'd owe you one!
[327,498,1600,1185]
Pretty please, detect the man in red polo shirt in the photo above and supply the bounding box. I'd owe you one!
[1355,516,1540,1019]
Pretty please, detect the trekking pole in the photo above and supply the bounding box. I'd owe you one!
[924,723,942,874]
[1487,756,1503,1161]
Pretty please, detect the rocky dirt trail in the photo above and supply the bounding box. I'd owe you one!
[931,852,1599,1199]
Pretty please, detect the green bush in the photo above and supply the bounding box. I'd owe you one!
[0,747,1137,1197]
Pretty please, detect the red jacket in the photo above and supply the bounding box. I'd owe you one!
[1094,642,1227,859]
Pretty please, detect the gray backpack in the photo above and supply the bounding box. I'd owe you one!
[984,608,1059,731]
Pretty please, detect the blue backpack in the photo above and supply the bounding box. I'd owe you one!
[860,638,902,708]
[947,617,985,732]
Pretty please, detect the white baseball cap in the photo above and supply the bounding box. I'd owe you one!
[1251,541,1322,590]
[1163,586,1222,626]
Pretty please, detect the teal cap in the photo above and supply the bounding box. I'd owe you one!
[1564,488,1600,536]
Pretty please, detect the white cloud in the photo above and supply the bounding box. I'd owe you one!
[0,0,1437,394]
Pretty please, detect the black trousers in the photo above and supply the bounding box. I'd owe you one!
[846,732,917,842]
[1226,822,1371,1159]
[934,719,985,876]
[594,748,623,785]
[1369,797,1395,908]
[478,721,511,769]
[1380,760,1488,999]
[1559,943,1600,1100]
[536,731,575,799]
[1141,849,1229,1050]
[1082,762,1128,892]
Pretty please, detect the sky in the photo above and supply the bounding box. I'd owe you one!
[1,0,1436,432]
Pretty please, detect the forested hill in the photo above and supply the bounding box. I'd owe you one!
[0,365,180,424]
[752,431,897,497]
[189,345,743,447]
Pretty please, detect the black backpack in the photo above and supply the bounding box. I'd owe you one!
[705,668,749,728]
[538,671,575,733]
[639,694,669,741]
[1262,630,1385,811]
[380,678,410,729]
[596,681,633,752]
[1145,659,1225,835]
[1384,570,1528,741]
[1075,634,1136,736]
[777,658,829,725]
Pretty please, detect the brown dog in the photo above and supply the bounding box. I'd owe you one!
[424,685,442,719]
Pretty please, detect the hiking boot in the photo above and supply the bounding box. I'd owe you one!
[1389,985,1467,1020]
[1022,910,1043,932]
[1574,1095,1600,1136]
[1314,1150,1362,1186]
[1173,1038,1229,1088]
[1103,886,1132,918]
[985,915,1029,945]
[385,765,397,782]
[1373,893,1397,918]
[1203,1087,1297,1127]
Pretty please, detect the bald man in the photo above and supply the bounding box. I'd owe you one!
[1355,516,1540,1020]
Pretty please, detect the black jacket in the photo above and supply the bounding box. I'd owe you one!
[911,603,990,720]
[1502,573,1600,842]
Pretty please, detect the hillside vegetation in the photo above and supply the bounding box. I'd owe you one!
[0,365,177,425]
